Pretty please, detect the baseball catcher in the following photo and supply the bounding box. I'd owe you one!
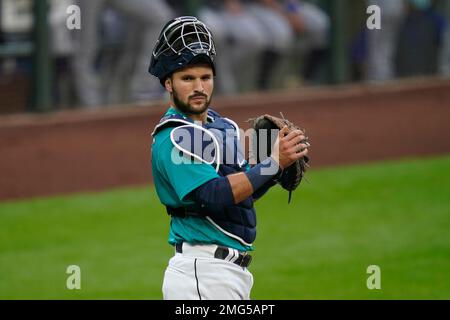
[149,16,309,300]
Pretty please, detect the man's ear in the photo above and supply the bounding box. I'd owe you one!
[165,78,173,93]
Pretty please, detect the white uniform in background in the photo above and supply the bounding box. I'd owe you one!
[73,0,173,107]
[365,0,406,81]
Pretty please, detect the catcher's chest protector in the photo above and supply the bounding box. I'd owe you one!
[152,109,257,246]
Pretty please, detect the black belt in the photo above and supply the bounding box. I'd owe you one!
[175,243,252,268]
[167,206,201,218]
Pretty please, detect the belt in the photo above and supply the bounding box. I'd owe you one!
[175,242,252,268]
[166,206,201,218]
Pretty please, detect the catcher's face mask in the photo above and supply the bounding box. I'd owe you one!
[149,16,216,85]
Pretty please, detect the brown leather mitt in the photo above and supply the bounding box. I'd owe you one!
[249,114,309,203]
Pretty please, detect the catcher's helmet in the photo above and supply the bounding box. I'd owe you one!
[149,16,216,86]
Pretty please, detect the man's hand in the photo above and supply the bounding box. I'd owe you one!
[271,126,309,170]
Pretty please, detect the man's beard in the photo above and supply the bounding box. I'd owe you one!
[173,88,211,115]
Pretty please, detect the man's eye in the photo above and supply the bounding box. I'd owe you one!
[182,76,194,81]
[202,75,212,81]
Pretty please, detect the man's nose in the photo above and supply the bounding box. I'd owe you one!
[193,79,205,93]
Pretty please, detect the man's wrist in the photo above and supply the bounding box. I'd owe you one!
[269,156,283,176]
[246,157,280,191]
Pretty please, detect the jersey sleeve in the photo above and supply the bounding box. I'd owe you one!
[156,135,220,202]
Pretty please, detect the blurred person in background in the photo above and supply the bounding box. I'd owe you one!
[73,0,173,108]
[283,0,330,85]
[198,0,270,94]
[49,0,76,108]
[246,0,295,90]
[365,0,406,82]
[395,0,447,78]
[439,0,450,76]
[0,0,33,113]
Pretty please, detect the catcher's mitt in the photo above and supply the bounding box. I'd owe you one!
[249,114,309,203]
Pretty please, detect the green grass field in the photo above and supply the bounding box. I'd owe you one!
[1,156,450,299]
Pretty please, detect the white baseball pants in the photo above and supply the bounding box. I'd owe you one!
[162,243,254,300]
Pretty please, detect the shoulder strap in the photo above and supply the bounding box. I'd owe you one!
[152,113,221,173]
[151,114,193,137]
